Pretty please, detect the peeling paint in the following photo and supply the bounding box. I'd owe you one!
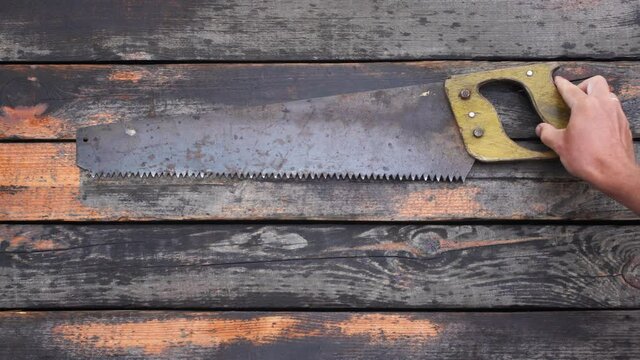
[9,235,28,248]
[108,70,146,83]
[395,186,488,219]
[54,316,303,355]
[334,314,440,343]
[32,239,57,250]
[0,104,67,138]
[0,143,104,220]
[53,314,441,355]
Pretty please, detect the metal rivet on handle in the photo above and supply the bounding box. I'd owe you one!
[526,70,534,77]
[473,127,484,138]
[468,111,476,118]
[459,88,471,100]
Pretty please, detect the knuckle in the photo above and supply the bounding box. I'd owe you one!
[574,98,592,109]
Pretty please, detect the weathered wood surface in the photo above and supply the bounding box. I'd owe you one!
[0,61,638,220]
[1,223,639,308]
[1,310,639,359]
[1,2,638,358]
[0,0,638,61]
[1,62,639,140]
[1,142,638,221]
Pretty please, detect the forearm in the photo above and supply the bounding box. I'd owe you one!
[597,165,640,215]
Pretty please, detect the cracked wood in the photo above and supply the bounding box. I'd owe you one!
[1,223,639,308]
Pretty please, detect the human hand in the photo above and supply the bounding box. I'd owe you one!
[536,75,640,214]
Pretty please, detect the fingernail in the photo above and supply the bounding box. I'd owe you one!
[535,123,542,136]
[554,76,564,84]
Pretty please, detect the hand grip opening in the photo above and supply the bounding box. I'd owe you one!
[444,63,570,162]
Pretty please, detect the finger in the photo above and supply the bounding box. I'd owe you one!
[614,98,629,126]
[555,76,587,108]
[578,75,611,98]
[536,123,565,153]
[606,91,626,118]
[576,79,589,93]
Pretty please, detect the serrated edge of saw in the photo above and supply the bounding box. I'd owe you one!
[86,171,466,182]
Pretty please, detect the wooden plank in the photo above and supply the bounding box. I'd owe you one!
[0,1,638,61]
[1,62,639,140]
[0,143,637,221]
[1,310,639,359]
[1,223,639,308]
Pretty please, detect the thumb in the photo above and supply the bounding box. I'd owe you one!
[536,123,564,153]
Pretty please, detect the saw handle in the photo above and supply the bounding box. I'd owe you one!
[444,63,570,161]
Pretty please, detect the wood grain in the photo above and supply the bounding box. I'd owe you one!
[1,310,639,359]
[1,62,639,140]
[0,0,638,61]
[0,143,637,221]
[1,223,639,308]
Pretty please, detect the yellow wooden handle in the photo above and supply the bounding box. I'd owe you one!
[444,63,570,162]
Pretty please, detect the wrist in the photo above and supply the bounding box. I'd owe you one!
[596,164,640,199]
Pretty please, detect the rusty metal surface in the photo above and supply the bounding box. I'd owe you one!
[76,83,475,181]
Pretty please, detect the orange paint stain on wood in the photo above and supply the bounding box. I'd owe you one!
[3,236,58,251]
[394,186,488,219]
[54,315,304,355]
[108,70,146,83]
[0,143,78,186]
[32,239,58,250]
[438,235,555,252]
[334,235,557,257]
[0,186,100,221]
[54,314,441,355]
[8,235,28,248]
[618,84,640,99]
[554,64,593,80]
[0,143,104,220]
[333,314,440,343]
[0,104,68,139]
[0,311,43,319]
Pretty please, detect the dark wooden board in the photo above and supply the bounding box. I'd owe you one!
[0,0,638,61]
[1,62,639,140]
[2,223,639,309]
[1,310,639,359]
[1,3,638,358]
[2,142,638,221]
[1,142,639,221]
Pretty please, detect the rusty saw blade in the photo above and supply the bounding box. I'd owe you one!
[76,83,475,181]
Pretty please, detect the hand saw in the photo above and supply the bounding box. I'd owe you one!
[76,63,569,181]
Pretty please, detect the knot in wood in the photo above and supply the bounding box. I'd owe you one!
[622,256,640,290]
[411,231,441,256]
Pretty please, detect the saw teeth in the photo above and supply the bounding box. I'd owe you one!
[85,170,465,182]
